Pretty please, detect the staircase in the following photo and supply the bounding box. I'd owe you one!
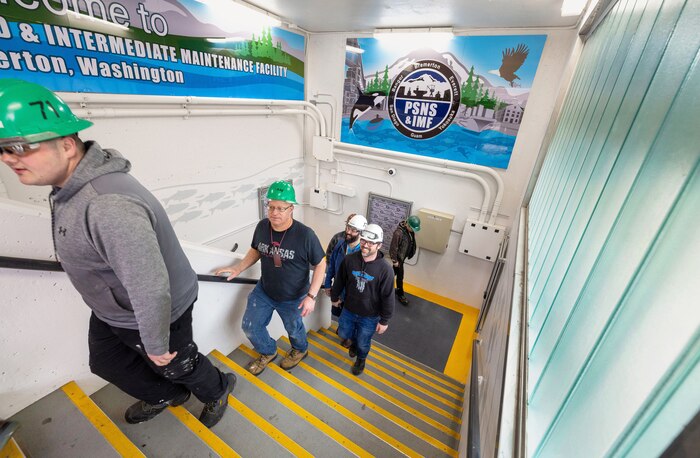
[6,326,465,457]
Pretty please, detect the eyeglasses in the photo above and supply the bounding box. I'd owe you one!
[360,239,379,246]
[0,142,41,156]
[267,204,293,214]
[345,225,360,233]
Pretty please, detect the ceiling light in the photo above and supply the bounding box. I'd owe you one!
[561,0,588,17]
[373,28,454,49]
[345,45,364,54]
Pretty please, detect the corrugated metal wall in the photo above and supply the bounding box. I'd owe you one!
[526,0,700,455]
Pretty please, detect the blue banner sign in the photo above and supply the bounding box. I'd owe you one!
[0,0,305,100]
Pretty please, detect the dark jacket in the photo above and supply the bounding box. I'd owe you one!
[50,142,198,355]
[389,221,417,263]
[330,251,394,325]
[325,230,345,259]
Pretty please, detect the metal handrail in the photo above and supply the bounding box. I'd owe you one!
[0,256,258,285]
[467,338,482,458]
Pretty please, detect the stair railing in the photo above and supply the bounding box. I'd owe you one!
[0,256,259,285]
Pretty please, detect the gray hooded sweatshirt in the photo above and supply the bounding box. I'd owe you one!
[50,141,198,355]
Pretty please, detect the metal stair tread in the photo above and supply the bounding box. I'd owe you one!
[208,351,357,458]
[303,332,464,426]
[228,345,457,457]
[90,383,218,457]
[323,325,466,392]
[9,388,122,458]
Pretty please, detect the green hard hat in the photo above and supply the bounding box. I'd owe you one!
[266,180,298,204]
[407,215,421,231]
[0,79,93,146]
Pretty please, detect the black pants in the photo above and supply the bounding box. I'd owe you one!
[393,262,405,296]
[88,304,227,405]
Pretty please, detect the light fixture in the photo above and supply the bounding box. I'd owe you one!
[345,45,365,54]
[373,27,454,49]
[194,0,281,31]
[373,27,454,40]
[561,0,588,17]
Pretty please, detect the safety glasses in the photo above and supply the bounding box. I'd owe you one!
[0,142,42,156]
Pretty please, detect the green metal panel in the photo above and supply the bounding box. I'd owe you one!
[526,0,700,455]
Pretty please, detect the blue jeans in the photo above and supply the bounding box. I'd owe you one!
[242,283,308,355]
[337,309,380,360]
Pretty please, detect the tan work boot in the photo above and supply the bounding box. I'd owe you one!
[247,353,277,376]
[280,348,308,370]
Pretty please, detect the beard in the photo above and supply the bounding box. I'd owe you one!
[345,232,359,243]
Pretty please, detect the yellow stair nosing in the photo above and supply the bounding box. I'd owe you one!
[60,381,145,457]
[211,349,372,458]
[314,329,465,405]
[306,333,463,424]
[323,325,466,394]
[278,337,462,444]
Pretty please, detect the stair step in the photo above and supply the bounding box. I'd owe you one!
[309,331,462,414]
[10,382,137,457]
[210,349,359,457]
[90,384,220,457]
[322,325,466,395]
[272,340,459,456]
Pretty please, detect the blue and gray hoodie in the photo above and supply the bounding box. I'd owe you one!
[50,141,198,355]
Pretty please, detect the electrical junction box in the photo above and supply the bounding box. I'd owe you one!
[415,208,454,254]
[326,182,356,197]
[309,188,328,209]
[458,219,505,262]
[312,135,334,162]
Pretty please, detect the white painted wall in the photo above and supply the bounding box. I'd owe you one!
[304,30,579,307]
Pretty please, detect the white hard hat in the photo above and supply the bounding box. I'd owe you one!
[360,223,383,243]
[347,214,368,231]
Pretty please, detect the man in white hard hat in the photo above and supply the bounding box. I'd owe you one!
[331,224,395,375]
[323,214,368,318]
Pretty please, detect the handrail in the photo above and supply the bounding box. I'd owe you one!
[0,256,258,285]
[467,338,482,458]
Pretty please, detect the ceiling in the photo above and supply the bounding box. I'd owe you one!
[245,0,586,33]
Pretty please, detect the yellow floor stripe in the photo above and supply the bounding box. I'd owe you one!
[265,343,459,457]
[1,438,25,458]
[60,381,145,457]
[321,327,465,400]
[404,282,480,384]
[168,406,239,457]
[226,395,314,458]
[235,346,422,458]
[282,336,461,443]
[211,350,369,458]
[308,332,462,423]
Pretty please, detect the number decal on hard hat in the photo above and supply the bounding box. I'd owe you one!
[28,100,60,120]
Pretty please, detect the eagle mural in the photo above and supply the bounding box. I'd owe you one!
[498,43,530,88]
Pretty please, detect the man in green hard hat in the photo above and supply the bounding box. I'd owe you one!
[389,215,421,305]
[0,79,236,428]
[215,180,326,375]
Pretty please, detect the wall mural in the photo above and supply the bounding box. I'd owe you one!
[341,35,547,169]
[0,0,305,99]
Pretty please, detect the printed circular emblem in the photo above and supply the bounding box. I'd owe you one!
[388,60,461,140]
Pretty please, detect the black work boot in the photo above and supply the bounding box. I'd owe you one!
[352,358,366,375]
[348,343,357,358]
[199,373,237,428]
[125,390,191,424]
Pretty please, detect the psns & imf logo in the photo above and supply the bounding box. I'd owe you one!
[388,59,460,140]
